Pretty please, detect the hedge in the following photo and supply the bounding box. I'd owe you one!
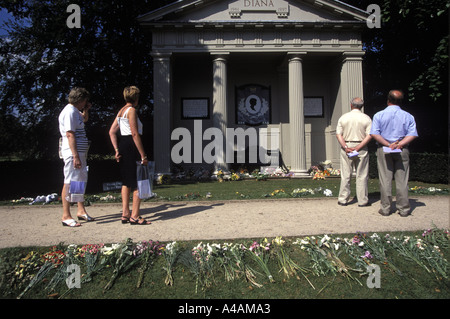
[369,152,449,184]
[1,153,447,201]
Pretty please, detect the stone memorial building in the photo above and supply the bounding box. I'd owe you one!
[138,0,370,177]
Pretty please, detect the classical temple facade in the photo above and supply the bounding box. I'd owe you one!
[138,0,369,176]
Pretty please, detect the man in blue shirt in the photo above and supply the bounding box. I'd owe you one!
[370,90,418,217]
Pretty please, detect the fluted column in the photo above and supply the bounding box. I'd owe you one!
[340,52,365,113]
[212,53,229,171]
[152,53,172,175]
[288,53,308,176]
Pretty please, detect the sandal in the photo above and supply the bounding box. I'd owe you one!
[121,216,130,224]
[62,219,81,227]
[77,214,95,222]
[130,216,151,225]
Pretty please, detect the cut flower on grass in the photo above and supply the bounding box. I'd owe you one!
[291,187,333,197]
[244,239,274,283]
[180,242,216,292]
[211,243,242,282]
[409,186,449,195]
[103,239,143,292]
[272,236,315,289]
[161,241,179,286]
[295,235,364,286]
[135,241,163,288]
[7,227,450,298]
[387,233,449,280]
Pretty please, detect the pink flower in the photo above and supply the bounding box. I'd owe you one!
[361,251,373,259]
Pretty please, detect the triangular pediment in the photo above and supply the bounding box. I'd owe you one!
[138,0,369,25]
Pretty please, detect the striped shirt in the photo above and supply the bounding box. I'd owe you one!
[58,104,89,158]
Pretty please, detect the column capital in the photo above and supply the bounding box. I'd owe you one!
[341,51,365,62]
[151,52,172,61]
[287,52,307,62]
[211,52,230,62]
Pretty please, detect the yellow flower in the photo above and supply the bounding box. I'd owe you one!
[273,236,285,246]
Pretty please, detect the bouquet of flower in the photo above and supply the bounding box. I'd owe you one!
[319,235,363,285]
[58,243,109,299]
[162,241,179,286]
[265,189,289,198]
[244,239,274,283]
[422,227,450,249]
[292,188,315,197]
[357,232,402,276]
[104,239,142,291]
[229,243,262,288]
[342,235,373,274]
[211,243,240,282]
[134,240,163,288]
[388,234,449,280]
[17,262,54,299]
[295,236,337,277]
[180,242,216,292]
[272,236,315,289]
[296,235,363,286]
[409,186,449,195]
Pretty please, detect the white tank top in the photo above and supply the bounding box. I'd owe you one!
[117,107,143,136]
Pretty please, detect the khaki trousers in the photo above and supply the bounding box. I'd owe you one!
[376,146,410,215]
[338,143,369,205]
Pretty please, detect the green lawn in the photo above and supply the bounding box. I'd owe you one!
[83,178,448,204]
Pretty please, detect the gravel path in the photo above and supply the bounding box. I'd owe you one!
[0,196,448,248]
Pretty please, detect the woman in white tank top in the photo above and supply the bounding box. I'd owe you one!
[117,106,143,136]
[109,86,151,225]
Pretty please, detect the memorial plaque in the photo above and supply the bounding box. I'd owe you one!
[304,97,324,118]
[236,84,271,126]
[182,98,210,119]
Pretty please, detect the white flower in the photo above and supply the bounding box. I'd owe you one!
[323,189,333,197]
[101,243,120,255]
[166,241,177,251]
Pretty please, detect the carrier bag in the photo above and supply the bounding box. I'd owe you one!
[136,162,155,199]
[68,166,88,202]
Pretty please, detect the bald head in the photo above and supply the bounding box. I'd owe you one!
[351,97,364,109]
[387,90,404,106]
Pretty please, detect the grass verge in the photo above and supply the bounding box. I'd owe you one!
[1,229,449,300]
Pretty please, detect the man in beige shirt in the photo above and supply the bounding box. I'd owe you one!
[336,97,372,206]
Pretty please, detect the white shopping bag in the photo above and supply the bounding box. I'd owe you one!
[68,166,88,202]
[136,162,155,199]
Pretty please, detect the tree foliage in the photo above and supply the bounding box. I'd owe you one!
[0,0,173,159]
[348,0,449,105]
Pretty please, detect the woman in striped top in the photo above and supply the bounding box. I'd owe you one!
[59,87,96,227]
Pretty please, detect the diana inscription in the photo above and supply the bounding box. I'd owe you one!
[229,0,289,17]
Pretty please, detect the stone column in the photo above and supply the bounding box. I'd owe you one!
[340,52,365,113]
[212,53,229,171]
[152,53,172,175]
[288,53,308,176]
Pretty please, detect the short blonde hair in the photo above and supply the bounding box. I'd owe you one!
[123,86,140,103]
